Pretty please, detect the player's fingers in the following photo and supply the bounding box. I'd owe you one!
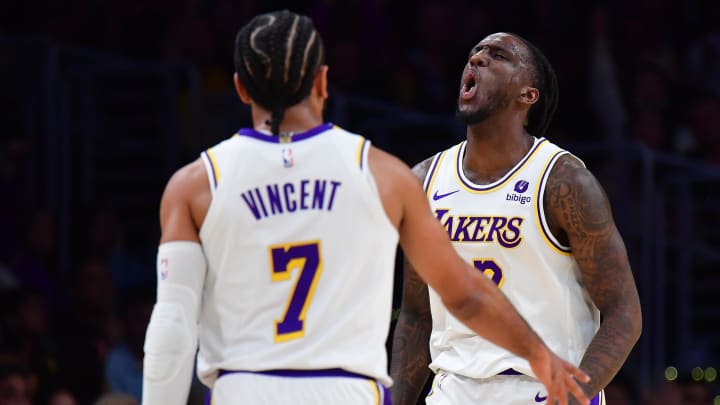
[566,373,590,405]
[564,361,590,384]
[558,379,569,405]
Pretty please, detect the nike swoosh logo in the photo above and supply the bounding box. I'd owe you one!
[432,189,460,201]
[534,392,547,402]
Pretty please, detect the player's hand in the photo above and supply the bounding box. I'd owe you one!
[529,346,591,405]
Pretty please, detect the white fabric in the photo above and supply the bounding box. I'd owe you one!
[425,370,605,405]
[424,137,601,379]
[196,124,398,388]
[211,372,387,405]
[142,241,207,405]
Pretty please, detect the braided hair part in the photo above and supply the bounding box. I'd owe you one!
[234,10,325,135]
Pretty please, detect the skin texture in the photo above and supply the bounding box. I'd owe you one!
[544,155,642,399]
[155,32,593,405]
[390,32,641,404]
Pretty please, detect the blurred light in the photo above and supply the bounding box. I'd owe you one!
[713,395,720,405]
[665,366,678,381]
[706,367,717,382]
[692,366,704,381]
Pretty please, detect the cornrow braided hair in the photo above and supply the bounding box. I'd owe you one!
[510,33,559,138]
[234,10,325,135]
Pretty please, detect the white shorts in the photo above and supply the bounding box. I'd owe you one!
[425,369,605,405]
[210,369,391,405]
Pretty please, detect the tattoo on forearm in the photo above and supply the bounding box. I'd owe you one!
[546,156,641,397]
[390,261,433,404]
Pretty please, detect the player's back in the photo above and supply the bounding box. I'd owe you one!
[195,123,398,387]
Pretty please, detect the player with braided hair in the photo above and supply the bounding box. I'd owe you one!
[142,14,593,405]
[390,32,642,405]
[233,10,324,136]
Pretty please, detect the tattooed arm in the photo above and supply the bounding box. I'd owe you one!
[544,154,642,398]
[390,157,434,405]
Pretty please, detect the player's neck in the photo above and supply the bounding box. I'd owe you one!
[462,123,534,184]
[251,103,325,135]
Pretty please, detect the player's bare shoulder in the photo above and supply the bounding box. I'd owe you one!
[368,146,415,184]
[163,159,210,202]
[160,158,212,236]
[367,146,429,228]
[543,153,614,244]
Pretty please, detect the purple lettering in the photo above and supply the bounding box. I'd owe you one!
[312,180,327,209]
[267,184,283,214]
[327,181,342,210]
[241,191,262,220]
[283,183,297,212]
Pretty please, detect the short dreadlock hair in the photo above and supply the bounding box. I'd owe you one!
[509,33,559,137]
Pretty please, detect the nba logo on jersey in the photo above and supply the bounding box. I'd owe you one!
[282,147,294,168]
[160,258,169,280]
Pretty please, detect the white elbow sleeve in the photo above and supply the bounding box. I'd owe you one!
[143,241,206,398]
[144,298,194,383]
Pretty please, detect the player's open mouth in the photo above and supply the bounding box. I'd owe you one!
[461,74,477,100]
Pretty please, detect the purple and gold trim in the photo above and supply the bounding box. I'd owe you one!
[357,138,370,170]
[237,122,334,143]
[202,148,220,189]
[454,138,548,193]
[423,151,448,196]
[219,368,373,379]
[369,380,380,405]
[217,368,390,404]
[535,150,572,255]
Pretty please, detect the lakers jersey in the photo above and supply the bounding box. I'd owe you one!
[423,137,600,378]
[195,123,398,387]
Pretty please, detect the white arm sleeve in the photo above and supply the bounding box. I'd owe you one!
[142,241,207,405]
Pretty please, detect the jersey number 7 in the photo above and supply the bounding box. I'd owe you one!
[269,241,323,342]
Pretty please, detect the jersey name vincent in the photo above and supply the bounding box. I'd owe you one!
[241,179,342,220]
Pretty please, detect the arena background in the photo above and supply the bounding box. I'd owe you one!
[1,0,720,404]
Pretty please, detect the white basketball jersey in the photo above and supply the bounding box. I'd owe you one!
[195,123,398,387]
[423,137,600,378]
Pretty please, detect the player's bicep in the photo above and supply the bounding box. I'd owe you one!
[545,158,635,311]
[159,161,206,243]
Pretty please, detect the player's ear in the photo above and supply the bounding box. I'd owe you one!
[234,73,252,105]
[312,65,329,101]
[519,86,539,105]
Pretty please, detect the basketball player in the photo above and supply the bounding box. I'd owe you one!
[390,32,642,404]
[141,13,592,405]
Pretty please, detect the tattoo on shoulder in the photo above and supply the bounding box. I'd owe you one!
[411,156,436,182]
[544,154,614,254]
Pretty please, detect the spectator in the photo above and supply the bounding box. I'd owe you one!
[53,256,119,405]
[105,286,154,401]
[0,287,61,403]
[0,362,32,405]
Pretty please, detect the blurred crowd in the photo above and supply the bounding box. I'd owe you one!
[2,0,720,404]
[3,0,719,160]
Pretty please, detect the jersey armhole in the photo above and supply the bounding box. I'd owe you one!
[536,151,572,254]
[357,137,371,171]
[200,148,220,198]
[423,151,447,195]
